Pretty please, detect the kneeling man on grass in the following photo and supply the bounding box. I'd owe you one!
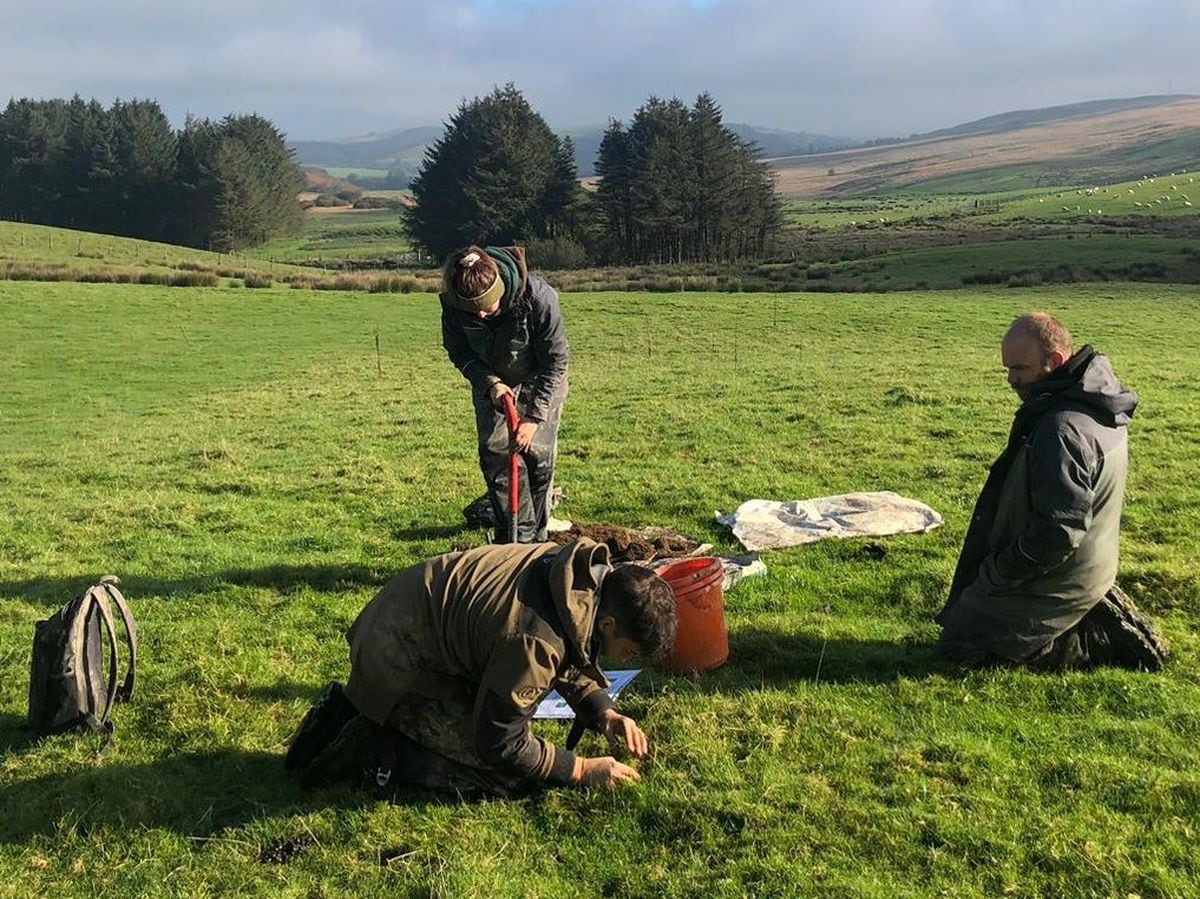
[286,538,676,797]
[936,312,1167,671]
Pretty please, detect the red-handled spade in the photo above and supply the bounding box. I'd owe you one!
[501,393,521,543]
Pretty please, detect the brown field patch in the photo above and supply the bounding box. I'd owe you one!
[770,98,1200,198]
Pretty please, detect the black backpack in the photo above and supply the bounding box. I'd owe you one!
[28,576,137,736]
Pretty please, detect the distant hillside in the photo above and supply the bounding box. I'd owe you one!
[919,95,1200,141]
[294,123,852,180]
[769,95,1200,198]
[289,126,443,182]
[290,96,1200,198]
[729,124,854,158]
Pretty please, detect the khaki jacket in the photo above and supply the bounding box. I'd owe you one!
[345,539,613,784]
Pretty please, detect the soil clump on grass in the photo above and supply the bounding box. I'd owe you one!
[547,523,700,562]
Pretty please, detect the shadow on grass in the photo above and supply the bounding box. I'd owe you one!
[233,679,331,704]
[1,746,503,845]
[0,712,30,754]
[0,563,393,605]
[671,628,953,689]
[0,749,365,844]
[389,523,475,543]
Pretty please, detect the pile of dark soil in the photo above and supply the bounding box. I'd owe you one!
[547,523,701,562]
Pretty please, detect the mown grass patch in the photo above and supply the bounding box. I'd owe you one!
[248,209,416,266]
[0,282,1197,896]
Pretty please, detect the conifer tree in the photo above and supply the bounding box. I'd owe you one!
[110,99,177,240]
[594,120,633,260]
[406,84,578,258]
[0,99,69,223]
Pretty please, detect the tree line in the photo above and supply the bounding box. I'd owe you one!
[594,93,780,264]
[406,86,781,265]
[0,97,303,251]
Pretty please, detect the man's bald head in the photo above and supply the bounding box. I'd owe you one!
[1001,312,1073,401]
[1004,312,1073,358]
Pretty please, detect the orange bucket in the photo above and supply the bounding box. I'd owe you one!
[657,557,729,674]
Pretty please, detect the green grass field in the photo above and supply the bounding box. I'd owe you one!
[321,167,393,182]
[249,209,413,266]
[783,170,1200,232]
[1,279,1198,896]
[784,234,1200,291]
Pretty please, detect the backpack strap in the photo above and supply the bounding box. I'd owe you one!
[99,579,137,701]
[63,592,97,723]
[85,586,122,729]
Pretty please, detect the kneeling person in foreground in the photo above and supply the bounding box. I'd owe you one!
[936,312,1166,670]
[286,538,677,796]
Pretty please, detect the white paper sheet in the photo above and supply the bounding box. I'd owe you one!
[533,669,642,719]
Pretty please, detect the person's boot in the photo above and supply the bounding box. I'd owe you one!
[299,715,401,793]
[284,681,357,774]
[1086,587,1169,671]
[300,714,371,789]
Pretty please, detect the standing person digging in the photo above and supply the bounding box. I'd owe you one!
[936,312,1167,670]
[285,538,677,797]
[441,245,568,543]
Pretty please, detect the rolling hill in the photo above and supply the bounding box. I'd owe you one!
[289,125,444,183]
[769,95,1200,198]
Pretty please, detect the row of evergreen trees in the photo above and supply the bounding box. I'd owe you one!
[0,97,303,251]
[595,94,781,264]
[406,86,780,265]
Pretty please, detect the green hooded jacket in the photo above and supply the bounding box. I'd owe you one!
[938,348,1138,662]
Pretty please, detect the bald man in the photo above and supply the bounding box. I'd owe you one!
[936,313,1166,670]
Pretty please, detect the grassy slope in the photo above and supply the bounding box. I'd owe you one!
[783,170,1200,230]
[1,282,1198,897]
[0,220,312,280]
[797,235,1200,291]
[248,209,412,266]
[898,133,1200,197]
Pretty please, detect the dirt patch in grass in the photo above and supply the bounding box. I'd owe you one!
[547,523,701,562]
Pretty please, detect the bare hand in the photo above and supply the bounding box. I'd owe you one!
[488,382,514,410]
[597,709,649,759]
[513,421,538,453]
[575,756,641,788]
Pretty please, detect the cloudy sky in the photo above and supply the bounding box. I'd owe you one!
[5,1,1199,140]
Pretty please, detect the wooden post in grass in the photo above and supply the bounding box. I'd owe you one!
[375,327,382,377]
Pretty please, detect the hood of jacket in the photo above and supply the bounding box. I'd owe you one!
[501,245,529,300]
[547,538,610,685]
[485,245,529,313]
[1022,346,1138,427]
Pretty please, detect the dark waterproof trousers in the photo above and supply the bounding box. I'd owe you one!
[380,687,529,799]
[938,585,1167,672]
[472,383,565,543]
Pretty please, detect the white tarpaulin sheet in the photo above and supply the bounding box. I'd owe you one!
[716,491,942,551]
